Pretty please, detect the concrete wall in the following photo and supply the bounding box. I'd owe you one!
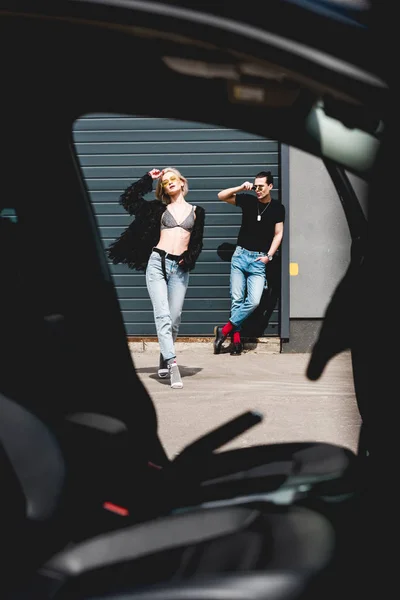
[289,147,368,318]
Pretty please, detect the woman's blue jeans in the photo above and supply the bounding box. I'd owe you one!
[146,250,189,361]
[230,245,267,331]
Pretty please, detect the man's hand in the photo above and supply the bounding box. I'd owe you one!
[217,180,252,204]
[255,256,270,264]
[148,168,162,180]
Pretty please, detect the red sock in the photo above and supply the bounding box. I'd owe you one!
[221,321,234,337]
[233,331,241,344]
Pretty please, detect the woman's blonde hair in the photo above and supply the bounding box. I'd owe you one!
[155,167,189,205]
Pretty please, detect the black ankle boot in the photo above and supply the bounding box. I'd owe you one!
[230,341,243,355]
[213,326,226,354]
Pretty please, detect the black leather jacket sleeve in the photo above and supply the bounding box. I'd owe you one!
[180,206,206,271]
[120,172,153,216]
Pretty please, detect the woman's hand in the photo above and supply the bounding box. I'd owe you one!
[148,168,162,180]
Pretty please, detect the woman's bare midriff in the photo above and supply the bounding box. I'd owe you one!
[156,227,192,256]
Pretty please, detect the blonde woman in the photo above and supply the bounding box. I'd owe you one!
[108,167,205,388]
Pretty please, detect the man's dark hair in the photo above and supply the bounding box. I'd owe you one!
[255,171,273,185]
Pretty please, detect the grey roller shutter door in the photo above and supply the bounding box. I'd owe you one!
[73,114,281,336]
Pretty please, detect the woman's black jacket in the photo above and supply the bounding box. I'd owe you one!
[107,173,205,272]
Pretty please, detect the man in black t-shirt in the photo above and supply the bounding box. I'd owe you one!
[213,171,285,355]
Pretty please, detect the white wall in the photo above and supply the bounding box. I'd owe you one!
[289,147,368,318]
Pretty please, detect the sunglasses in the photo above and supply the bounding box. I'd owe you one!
[161,175,178,188]
[252,184,265,192]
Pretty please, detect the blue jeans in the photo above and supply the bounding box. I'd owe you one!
[230,246,267,331]
[146,250,189,361]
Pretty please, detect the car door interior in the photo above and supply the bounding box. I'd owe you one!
[0,391,360,600]
[1,1,383,599]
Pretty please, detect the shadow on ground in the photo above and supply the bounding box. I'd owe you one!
[136,366,203,383]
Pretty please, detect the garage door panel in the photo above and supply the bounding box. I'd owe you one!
[86,174,278,191]
[79,153,278,167]
[101,225,241,238]
[74,140,275,155]
[91,190,280,205]
[82,164,278,180]
[109,250,234,266]
[111,273,231,287]
[110,262,231,275]
[74,116,239,131]
[74,129,274,143]
[122,310,233,324]
[73,114,281,337]
[99,214,243,227]
[119,298,232,311]
[124,321,279,336]
[102,237,239,252]
[94,200,241,214]
[115,285,230,299]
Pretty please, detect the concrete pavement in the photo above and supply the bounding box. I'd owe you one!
[129,341,361,460]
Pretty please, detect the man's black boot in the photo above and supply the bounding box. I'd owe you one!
[213,326,226,354]
[230,341,243,356]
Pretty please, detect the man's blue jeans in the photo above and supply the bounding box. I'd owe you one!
[146,250,189,361]
[230,245,267,331]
